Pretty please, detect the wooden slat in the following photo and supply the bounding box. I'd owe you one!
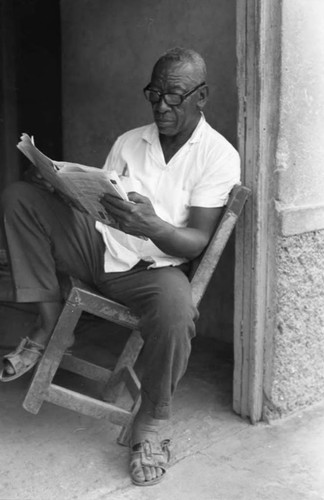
[246,0,281,424]
[60,354,112,383]
[234,0,250,418]
[191,213,237,307]
[191,186,250,307]
[123,366,141,401]
[102,330,143,402]
[45,384,131,427]
[23,302,82,414]
[71,287,140,329]
[234,0,281,423]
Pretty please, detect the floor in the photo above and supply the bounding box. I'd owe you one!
[1,300,324,500]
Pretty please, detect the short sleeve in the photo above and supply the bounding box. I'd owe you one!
[102,136,125,174]
[190,148,241,208]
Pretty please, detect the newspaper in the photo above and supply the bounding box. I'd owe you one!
[17,133,128,228]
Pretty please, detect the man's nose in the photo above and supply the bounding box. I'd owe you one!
[154,96,171,112]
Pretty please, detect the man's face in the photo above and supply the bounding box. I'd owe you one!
[149,60,203,137]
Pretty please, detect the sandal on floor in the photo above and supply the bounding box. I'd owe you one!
[0,337,44,382]
[129,438,171,486]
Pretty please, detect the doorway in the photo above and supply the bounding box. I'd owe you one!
[0,0,278,424]
[0,0,62,248]
[234,0,281,423]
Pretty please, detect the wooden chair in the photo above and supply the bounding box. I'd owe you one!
[23,184,250,445]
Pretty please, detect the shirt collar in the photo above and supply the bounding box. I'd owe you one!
[141,112,206,145]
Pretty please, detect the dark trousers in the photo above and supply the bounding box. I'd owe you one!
[1,182,198,419]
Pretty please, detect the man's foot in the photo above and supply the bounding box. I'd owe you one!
[129,412,170,486]
[1,301,62,382]
[129,436,171,486]
[0,336,44,382]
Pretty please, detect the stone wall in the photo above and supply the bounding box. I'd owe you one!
[264,232,324,419]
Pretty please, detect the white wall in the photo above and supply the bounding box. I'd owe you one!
[276,0,324,235]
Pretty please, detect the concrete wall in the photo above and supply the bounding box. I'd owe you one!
[264,0,324,419]
[275,0,324,236]
[60,0,237,340]
[264,232,324,419]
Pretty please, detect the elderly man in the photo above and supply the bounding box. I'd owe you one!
[1,47,240,485]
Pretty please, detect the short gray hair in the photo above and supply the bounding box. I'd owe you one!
[153,47,207,82]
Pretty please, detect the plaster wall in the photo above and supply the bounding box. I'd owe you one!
[60,0,237,165]
[60,0,237,340]
[276,0,324,236]
[264,0,324,418]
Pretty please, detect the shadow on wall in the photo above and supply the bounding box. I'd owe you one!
[60,0,237,165]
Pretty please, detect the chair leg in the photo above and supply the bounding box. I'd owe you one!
[117,392,142,446]
[23,300,82,414]
[102,329,143,404]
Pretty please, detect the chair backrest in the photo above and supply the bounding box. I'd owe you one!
[190,184,250,308]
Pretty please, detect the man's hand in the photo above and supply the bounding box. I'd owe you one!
[24,165,55,192]
[101,191,223,260]
[24,164,87,213]
[100,191,160,238]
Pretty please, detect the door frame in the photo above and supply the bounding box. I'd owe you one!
[233,0,282,422]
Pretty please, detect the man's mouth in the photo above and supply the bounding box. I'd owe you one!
[155,117,174,125]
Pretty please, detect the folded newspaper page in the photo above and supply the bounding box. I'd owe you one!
[17,133,128,228]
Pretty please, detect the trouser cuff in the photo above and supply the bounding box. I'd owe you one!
[141,390,171,420]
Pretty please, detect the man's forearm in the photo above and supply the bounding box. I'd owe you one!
[100,192,221,259]
[147,220,209,260]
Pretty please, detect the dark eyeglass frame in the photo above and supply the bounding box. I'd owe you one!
[143,82,206,106]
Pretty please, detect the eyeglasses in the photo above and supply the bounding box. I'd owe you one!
[143,82,206,107]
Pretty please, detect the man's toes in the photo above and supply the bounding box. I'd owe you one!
[3,361,15,375]
[134,468,146,483]
[155,466,163,478]
[143,466,163,482]
[143,465,153,482]
[130,460,146,483]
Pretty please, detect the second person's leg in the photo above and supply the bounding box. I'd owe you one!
[1,181,105,377]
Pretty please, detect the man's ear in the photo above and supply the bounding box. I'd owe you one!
[197,85,209,110]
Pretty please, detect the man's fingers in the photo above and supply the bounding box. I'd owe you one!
[100,194,132,211]
[101,193,124,204]
[34,175,55,192]
[100,199,131,219]
[127,191,147,203]
[45,182,55,192]
[24,166,55,192]
[102,191,149,207]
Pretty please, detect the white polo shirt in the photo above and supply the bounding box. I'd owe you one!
[95,114,240,272]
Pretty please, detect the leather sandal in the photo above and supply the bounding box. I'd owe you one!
[0,337,44,382]
[129,438,171,486]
